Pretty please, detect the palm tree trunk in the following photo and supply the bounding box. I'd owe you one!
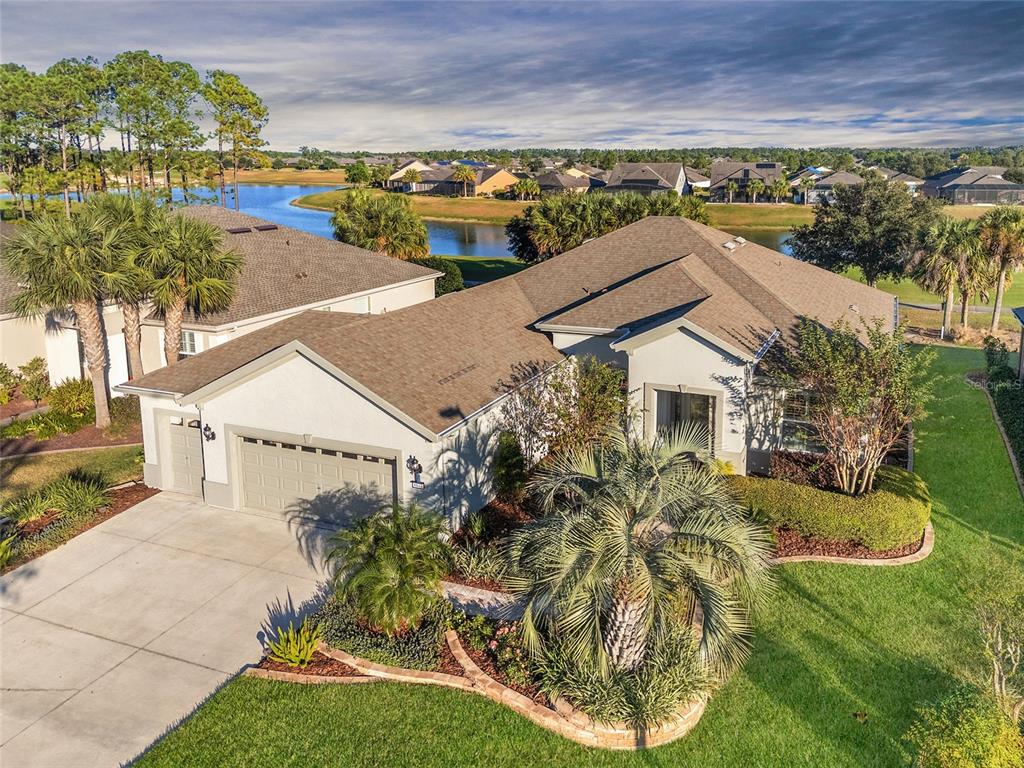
[72,299,111,429]
[991,267,1007,333]
[60,139,72,218]
[942,285,954,336]
[960,292,970,328]
[122,302,145,379]
[603,595,648,672]
[163,299,186,367]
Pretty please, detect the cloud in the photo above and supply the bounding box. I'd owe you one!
[2,0,1022,149]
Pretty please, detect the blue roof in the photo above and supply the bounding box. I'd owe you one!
[1012,307,1024,327]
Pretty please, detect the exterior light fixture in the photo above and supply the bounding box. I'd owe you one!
[406,455,424,488]
[202,424,216,442]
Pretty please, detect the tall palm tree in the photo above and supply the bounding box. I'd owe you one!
[139,214,243,366]
[747,179,766,204]
[401,167,422,190]
[908,217,984,334]
[3,208,131,427]
[331,191,429,260]
[770,177,790,204]
[725,180,739,204]
[980,206,1024,333]
[451,164,477,197]
[508,425,772,676]
[799,176,816,205]
[87,193,160,380]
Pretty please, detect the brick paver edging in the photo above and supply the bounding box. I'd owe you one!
[769,520,934,566]
[242,665,380,685]
[312,633,705,750]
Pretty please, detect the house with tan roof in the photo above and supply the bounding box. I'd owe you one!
[604,163,709,195]
[119,216,895,524]
[921,166,1024,205]
[426,168,519,197]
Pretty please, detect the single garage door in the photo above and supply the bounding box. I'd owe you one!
[239,436,397,513]
[169,418,203,495]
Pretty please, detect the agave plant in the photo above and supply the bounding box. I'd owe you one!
[507,424,772,677]
[326,504,449,637]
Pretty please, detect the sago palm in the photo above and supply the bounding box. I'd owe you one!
[326,504,449,637]
[3,208,132,427]
[980,206,1024,333]
[508,425,772,677]
[138,213,242,366]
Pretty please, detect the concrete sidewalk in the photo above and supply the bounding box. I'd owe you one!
[0,492,336,767]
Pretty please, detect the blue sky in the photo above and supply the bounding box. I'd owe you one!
[3,1,1022,150]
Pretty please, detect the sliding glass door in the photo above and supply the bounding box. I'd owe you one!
[654,390,714,449]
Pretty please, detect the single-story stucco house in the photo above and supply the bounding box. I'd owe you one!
[604,163,710,196]
[119,216,895,526]
[0,209,438,395]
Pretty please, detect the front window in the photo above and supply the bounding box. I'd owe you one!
[780,390,824,453]
[179,330,197,359]
[655,390,714,449]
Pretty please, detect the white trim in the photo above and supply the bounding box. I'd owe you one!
[534,322,616,335]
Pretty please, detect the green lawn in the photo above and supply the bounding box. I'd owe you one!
[0,446,144,503]
[136,346,1022,768]
[444,256,526,283]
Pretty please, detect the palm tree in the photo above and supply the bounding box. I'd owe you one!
[799,176,816,205]
[331,190,429,260]
[326,504,449,637]
[87,193,160,380]
[451,164,477,197]
[139,213,243,366]
[770,177,790,204]
[401,167,422,191]
[747,179,766,204]
[508,425,772,676]
[980,206,1024,333]
[3,208,130,428]
[725,180,739,204]
[908,217,984,334]
[513,177,541,201]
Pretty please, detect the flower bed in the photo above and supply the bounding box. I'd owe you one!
[256,651,360,677]
[772,526,925,560]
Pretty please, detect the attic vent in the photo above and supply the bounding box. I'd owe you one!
[226,226,251,234]
[722,241,737,251]
[734,236,747,245]
[254,224,278,231]
[295,271,309,279]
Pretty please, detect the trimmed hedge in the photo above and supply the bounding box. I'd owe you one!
[409,257,465,296]
[983,338,1023,470]
[731,465,931,551]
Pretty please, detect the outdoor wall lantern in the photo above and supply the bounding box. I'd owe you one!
[406,455,424,488]
[202,424,216,442]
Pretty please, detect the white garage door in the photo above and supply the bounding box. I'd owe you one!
[168,419,203,495]
[239,436,397,513]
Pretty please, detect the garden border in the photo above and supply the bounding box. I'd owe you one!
[768,520,934,566]
[258,634,706,750]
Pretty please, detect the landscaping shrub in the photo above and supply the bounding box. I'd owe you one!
[983,336,1024,470]
[449,541,509,587]
[534,624,710,730]
[0,409,93,440]
[47,378,94,416]
[18,356,49,406]
[266,618,323,668]
[314,596,455,671]
[904,685,1024,768]
[410,256,464,296]
[732,465,931,551]
[0,362,19,405]
[492,430,527,503]
[0,534,16,570]
[45,471,110,523]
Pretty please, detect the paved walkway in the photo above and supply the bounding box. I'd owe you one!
[0,492,337,767]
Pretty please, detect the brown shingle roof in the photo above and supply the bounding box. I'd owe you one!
[709,161,785,188]
[161,207,437,328]
[127,216,895,435]
[605,163,686,189]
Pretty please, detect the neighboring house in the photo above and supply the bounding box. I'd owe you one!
[121,216,894,526]
[787,166,832,202]
[1014,308,1024,383]
[922,166,1024,205]
[138,207,439,375]
[565,164,607,181]
[604,163,709,195]
[805,170,865,205]
[385,158,434,190]
[867,166,925,195]
[0,221,131,392]
[709,161,786,201]
[427,168,519,197]
[535,172,591,195]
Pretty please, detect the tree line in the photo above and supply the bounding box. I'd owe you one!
[0,51,268,216]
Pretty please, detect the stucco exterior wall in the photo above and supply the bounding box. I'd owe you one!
[0,315,48,370]
[549,332,626,367]
[624,327,750,471]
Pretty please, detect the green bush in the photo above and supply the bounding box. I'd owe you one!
[732,465,931,551]
[410,257,465,296]
[450,542,509,587]
[266,618,323,668]
[2,491,49,524]
[0,362,19,405]
[0,534,18,570]
[45,471,110,523]
[0,409,92,440]
[983,339,1024,471]
[314,596,455,671]
[18,356,49,405]
[47,378,94,416]
[904,685,1023,768]
[492,431,527,503]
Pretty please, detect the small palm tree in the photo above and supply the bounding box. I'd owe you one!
[980,206,1024,333]
[3,208,129,427]
[747,179,766,204]
[508,425,772,676]
[139,214,243,366]
[451,164,477,197]
[725,180,739,204]
[327,504,449,637]
[401,167,422,190]
[799,176,816,205]
[513,177,541,201]
[770,177,790,204]
[331,191,430,260]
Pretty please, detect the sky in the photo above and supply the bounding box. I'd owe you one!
[2,0,1022,151]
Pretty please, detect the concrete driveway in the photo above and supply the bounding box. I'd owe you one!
[0,492,337,767]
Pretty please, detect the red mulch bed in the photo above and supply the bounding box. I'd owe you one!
[256,651,360,677]
[773,527,925,560]
[0,397,43,421]
[437,639,466,678]
[457,633,548,707]
[1,422,143,457]
[445,571,508,593]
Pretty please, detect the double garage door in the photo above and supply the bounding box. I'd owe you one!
[238,436,397,513]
